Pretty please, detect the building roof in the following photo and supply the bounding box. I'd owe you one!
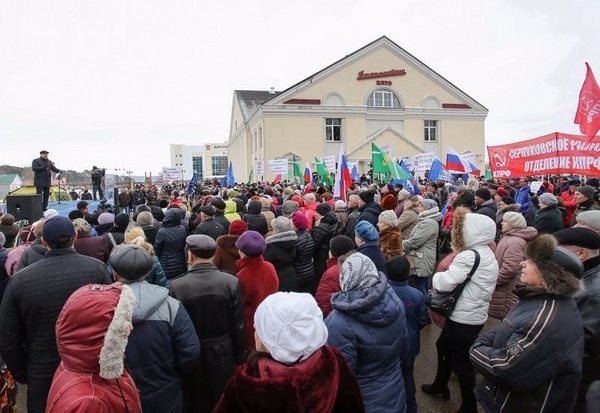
[235,90,281,121]
[264,35,487,111]
[0,174,20,185]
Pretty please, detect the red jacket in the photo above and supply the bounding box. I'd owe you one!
[305,202,318,230]
[46,283,141,413]
[316,258,341,318]
[236,256,279,351]
[560,190,577,227]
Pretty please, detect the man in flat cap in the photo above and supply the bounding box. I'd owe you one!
[168,234,245,412]
[555,227,600,412]
[32,150,60,211]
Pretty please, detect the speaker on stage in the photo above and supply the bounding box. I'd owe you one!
[6,194,43,222]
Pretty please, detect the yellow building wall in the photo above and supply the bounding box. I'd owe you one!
[440,119,486,171]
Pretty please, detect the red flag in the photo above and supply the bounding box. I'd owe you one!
[575,63,600,140]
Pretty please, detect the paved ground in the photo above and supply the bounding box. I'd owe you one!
[16,321,500,412]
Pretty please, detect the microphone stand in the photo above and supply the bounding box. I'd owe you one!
[56,173,64,205]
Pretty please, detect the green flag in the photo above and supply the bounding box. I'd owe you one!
[371,143,390,173]
[315,157,333,185]
[389,157,411,180]
[292,155,303,182]
[484,167,492,180]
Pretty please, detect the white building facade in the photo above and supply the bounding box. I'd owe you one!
[170,142,229,180]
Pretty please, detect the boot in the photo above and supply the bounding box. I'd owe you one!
[421,346,451,400]
[456,373,477,413]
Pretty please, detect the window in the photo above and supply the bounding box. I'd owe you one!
[211,156,228,176]
[325,118,342,142]
[192,156,204,181]
[424,120,438,142]
[367,89,401,108]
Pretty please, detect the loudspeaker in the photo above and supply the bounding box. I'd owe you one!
[6,194,43,222]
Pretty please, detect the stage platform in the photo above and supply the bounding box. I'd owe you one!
[46,200,102,218]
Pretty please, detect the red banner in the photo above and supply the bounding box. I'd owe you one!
[575,63,600,139]
[487,132,600,178]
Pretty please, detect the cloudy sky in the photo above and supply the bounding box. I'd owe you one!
[1,0,598,175]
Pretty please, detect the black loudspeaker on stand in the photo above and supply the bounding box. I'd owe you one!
[6,194,43,222]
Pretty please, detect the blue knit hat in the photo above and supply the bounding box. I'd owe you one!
[355,220,379,242]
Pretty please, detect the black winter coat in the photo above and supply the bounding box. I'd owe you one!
[471,285,583,413]
[343,208,360,241]
[214,213,230,233]
[31,157,59,188]
[533,204,564,234]
[155,209,188,279]
[294,230,315,287]
[264,231,298,292]
[169,263,245,412]
[0,249,109,389]
[16,240,47,272]
[194,217,226,240]
[357,202,383,228]
[312,212,339,284]
[242,213,268,236]
[473,199,498,222]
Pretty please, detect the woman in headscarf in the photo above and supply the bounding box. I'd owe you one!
[325,253,407,413]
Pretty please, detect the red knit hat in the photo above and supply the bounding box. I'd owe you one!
[496,188,510,198]
[380,194,397,210]
[291,211,309,231]
[229,220,248,236]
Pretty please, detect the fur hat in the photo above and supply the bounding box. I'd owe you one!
[271,216,294,234]
[315,203,332,216]
[98,212,115,226]
[378,210,398,228]
[503,211,526,229]
[136,211,154,227]
[359,190,375,204]
[475,188,491,201]
[381,194,397,210]
[254,292,328,364]
[235,230,266,257]
[335,200,346,211]
[355,220,379,242]
[526,235,584,298]
[291,211,309,231]
[228,220,248,236]
[539,192,558,207]
[72,218,91,234]
[329,235,355,258]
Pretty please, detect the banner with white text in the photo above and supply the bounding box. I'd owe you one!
[487,132,600,178]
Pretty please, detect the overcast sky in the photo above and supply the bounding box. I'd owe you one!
[1,0,598,175]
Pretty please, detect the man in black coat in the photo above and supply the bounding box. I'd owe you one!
[357,190,383,228]
[0,216,110,413]
[194,205,226,240]
[90,166,106,201]
[533,193,564,234]
[169,234,245,413]
[555,228,600,412]
[31,150,60,211]
[473,188,498,221]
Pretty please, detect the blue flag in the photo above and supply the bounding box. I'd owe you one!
[220,161,236,187]
[186,173,198,195]
[429,159,453,181]
[351,163,359,182]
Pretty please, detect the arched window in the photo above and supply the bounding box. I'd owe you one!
[324,93,344,106]
[367,88,402,108]
[422,96,440,109]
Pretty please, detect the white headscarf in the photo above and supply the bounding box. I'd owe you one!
[339,252,380,292]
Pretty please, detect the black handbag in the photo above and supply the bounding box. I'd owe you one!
[427,249,480,317]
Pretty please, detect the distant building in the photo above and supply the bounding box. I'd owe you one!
[170,142,229,180]
[228,35,488,181]
[0,174,23,200]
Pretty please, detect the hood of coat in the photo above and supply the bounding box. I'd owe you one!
[319,211,338,225]
[266,230,298,244]
[330,277,402,326]
[126,281,169,324]
[162,208,182,227]
[225,200,237,215]
[418,206,442,222]
[247,200,262,214]
[478,198,497,211]
[56,283,135,378]
[499,203,521,214]
[503,226,538,241]
[462,212,496,248]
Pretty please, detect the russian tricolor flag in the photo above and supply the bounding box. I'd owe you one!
[334,148,352,201]
[445,147,481,175]
[304,162,313,185]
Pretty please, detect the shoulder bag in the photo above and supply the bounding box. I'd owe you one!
[427,249,480,317]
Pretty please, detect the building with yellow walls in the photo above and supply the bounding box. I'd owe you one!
[228,36,487,182]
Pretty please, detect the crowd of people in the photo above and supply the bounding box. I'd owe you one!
[0,173,599,412]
